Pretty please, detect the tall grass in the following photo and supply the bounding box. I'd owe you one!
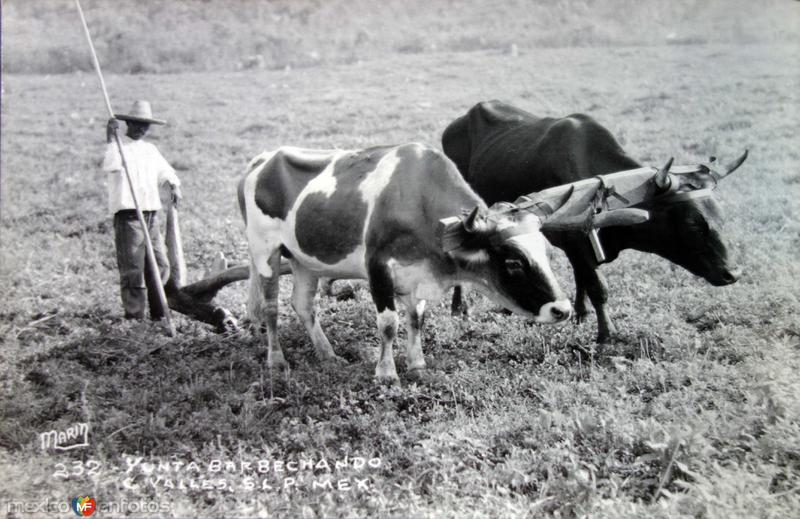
[3,0,798,74]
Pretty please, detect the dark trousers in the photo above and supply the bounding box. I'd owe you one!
[114,210,170,320]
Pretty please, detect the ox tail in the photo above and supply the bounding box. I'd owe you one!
[236,174,248,225]
[246,258,266,327]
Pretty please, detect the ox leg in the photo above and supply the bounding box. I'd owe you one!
[565,250,590,323]
[450,285,469,317]
[400,295,427,375]
[585,269,615,343]
[289,263,343,364]
[573,276,590,323]
[368,260,399,383]
[575,266,617,343]
[247,252,287,370]
[566,250,615,343]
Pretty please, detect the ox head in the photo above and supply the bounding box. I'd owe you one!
[440,188,647,323]
[454,199,572,323]
[646,151,748,286]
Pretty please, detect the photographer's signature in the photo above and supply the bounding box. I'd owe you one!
[39,423,89,451]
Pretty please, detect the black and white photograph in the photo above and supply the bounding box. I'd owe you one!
[1,1,798,517]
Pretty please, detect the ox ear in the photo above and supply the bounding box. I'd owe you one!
[717,149,749,180]
[654,157,674,190]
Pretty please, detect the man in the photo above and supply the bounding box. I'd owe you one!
[103,100,182,320]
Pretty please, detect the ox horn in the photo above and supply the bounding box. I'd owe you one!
[719,149,749,179]
[654,157,674,190]
[463,206,495,234]
[463,206,481,232]
[547,185,577,216]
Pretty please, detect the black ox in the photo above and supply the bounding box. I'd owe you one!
[442,100,748,342]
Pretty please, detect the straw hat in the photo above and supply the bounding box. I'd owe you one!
[115,100,166,125]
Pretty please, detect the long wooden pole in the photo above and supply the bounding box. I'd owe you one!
[74,0,175,336]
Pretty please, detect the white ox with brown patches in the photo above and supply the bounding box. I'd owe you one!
[238,143,595,383]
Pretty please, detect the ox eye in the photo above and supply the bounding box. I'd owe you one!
[505,258,525,274]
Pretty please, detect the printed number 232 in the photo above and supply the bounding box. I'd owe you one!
[53,460,101,478]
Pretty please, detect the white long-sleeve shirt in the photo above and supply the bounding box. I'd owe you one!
[103,137,181,215]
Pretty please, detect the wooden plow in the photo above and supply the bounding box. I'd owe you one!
[163,205,290,333]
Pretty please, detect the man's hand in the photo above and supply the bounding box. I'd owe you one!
[170,185,183,208]
[106,118,120,143]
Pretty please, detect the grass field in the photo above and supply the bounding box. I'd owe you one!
[1,30,800,519]
[4,0,797,74]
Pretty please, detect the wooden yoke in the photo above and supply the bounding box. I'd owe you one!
[514,166,663,216]
[437,216,467,254]
[515,167,660,263]
[438,166,662,259]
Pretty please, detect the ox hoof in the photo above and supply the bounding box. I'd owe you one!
[405,358,427,377]
[407,368,446,386]
[374,362,400,385]
[268,363,290,375]
[320,354,347,367]
[405,367,427,382]
[374,374,401,386]
[450,304,470,318]
[268,352,290,371]
[268,361,290,373]
[596,326,618,344]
